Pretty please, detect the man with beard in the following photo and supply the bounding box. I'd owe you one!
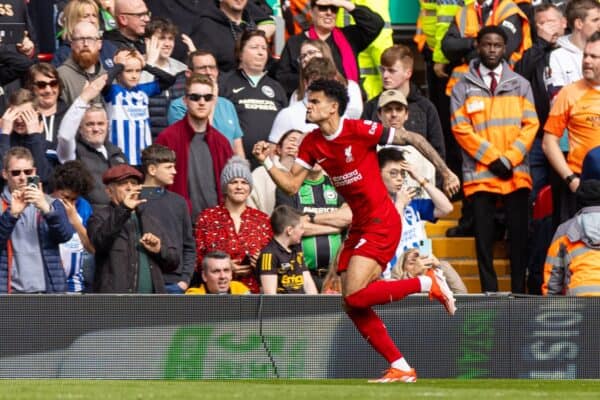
[58,21,106,105]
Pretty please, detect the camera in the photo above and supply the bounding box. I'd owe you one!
[26,175,40,188]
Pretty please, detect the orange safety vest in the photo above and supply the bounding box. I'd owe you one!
[450,65,538,197]
[543,208,600,296]
[283,0,313,39]
[445,0,531,95]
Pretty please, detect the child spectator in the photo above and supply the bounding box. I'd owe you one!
[103,46,176,165]
[139,17,187,138]
[257,205,318,294]
[51,160,95,293]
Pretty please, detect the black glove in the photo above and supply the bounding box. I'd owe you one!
[489,158,513,180]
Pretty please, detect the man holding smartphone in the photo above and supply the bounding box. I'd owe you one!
[0,146,74,293]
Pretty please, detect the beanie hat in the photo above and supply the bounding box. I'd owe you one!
[581,146,600,182]
[221,156,253,193]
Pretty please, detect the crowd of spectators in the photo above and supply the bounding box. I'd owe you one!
[0,0,599,296]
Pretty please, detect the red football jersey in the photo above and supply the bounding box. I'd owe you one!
[296,118,398,230]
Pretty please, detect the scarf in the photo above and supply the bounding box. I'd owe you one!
[308,26,358,82]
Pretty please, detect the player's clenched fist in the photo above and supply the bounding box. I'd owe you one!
[252,141,270,164]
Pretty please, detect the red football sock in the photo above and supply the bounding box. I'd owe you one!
[346,306,402,363]
[344,278,421,309]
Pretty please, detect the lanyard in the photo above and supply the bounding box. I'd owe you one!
[41,114,55,143]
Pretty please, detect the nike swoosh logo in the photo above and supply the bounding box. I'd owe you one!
[232,87,245,94]
[317,158,327,163]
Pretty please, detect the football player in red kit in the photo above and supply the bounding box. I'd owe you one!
[253,79,459,383]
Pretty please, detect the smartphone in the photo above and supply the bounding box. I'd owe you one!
[138,186,162,200]
[0,23,26,45]
[240,253,251,265]
[27,175,40,188]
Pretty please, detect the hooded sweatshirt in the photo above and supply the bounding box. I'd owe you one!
[547,34,583,96]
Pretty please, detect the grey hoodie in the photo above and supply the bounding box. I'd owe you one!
[57,56,106,105]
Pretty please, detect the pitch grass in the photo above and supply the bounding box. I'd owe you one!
[1,379,600,400]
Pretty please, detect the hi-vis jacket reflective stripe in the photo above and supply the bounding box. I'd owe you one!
[543,206,600,296]
[445,0,532,95]
[433,0,464,64]
[285,0,312,38]
[414,0,437,52]
[338,0,393,99]
[450,59,538,197]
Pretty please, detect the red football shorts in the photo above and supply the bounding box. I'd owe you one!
[337,221,401,273]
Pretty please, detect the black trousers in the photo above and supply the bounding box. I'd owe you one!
[471,189,530,293]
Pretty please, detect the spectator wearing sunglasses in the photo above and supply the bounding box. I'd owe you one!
[25,63,68,167]
[167,50,245,158]
[0,89,53,186]
[0,146,74,293]
[274,0,384,97]
[156,74,233,219]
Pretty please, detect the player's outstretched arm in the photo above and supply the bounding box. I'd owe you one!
[392,128,460,197]
[253,140,310,196]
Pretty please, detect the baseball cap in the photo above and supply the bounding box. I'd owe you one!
[377,89,408,109]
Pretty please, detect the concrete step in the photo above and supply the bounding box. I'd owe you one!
[432,237,508,259]
[425,220,457,237]
[446,258,510,276]
[462,274,512,293]
[447,201,462,220]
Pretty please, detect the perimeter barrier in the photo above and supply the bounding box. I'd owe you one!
[0,294,593,379]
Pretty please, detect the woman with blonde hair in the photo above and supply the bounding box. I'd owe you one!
[58,0,100,42]
[392,248,467,294]
[52,0,117,69]
[291,39,362,119]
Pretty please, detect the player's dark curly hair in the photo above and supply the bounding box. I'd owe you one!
[52,160,94,196]
[307,79,348,117]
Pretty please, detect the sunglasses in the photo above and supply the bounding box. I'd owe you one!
[33,80,59,89]
[316,4,339,13]
[9,169,34,177]
[186,93,214,102]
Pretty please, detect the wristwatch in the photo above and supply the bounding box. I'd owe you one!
[305,212,316,223]
[565,174,577,185]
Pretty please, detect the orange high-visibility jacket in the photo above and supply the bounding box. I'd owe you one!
[450,60,538,197]
[445,0,531,95]
[543,206,600,296]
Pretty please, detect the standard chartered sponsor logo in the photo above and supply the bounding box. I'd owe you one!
[240,99,278,111]
[331,169,363,187]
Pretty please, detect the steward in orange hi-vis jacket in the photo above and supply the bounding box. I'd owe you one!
[443,0,531,96]
[449,25,538,294]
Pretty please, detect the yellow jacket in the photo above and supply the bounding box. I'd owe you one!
[337,1,393,99]
[186,281,250,295]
